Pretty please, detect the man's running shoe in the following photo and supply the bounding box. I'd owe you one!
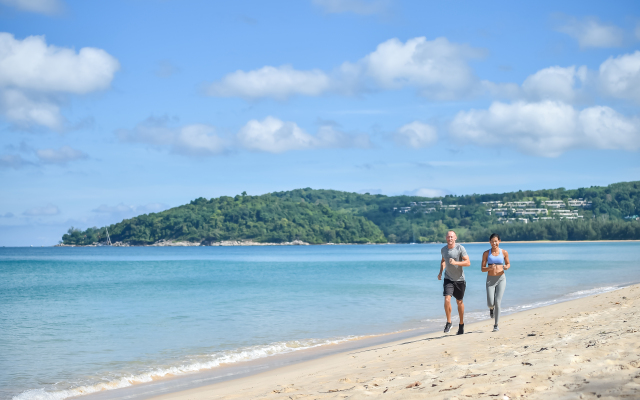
[457,324,464,335]
[444,322,452,333]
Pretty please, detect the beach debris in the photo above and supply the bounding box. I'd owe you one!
[383,388,388,393]
[320,386,355,393]
[439,384,462,392]
[405,381,421,388]
[522,362,533,366]
[527,333,536,336]
[461,373,487,378]
[536,347,549,352]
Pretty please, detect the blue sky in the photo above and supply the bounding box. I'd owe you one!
[0,0,639,246]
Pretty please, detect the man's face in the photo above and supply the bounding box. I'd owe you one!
[446,232,456,245]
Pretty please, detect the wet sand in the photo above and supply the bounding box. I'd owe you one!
[148,284,640,399]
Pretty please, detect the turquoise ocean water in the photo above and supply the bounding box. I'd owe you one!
[1,243,639,400]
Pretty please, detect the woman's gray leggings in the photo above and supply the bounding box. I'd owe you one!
[486,274,506,326]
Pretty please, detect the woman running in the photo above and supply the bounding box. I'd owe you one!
[481,233,510,332]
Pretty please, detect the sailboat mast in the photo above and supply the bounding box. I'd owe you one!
[105,227,112,246]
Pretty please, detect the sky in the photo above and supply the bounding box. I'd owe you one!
[0,0,639,246]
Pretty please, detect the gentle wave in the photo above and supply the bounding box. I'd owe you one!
[12,336,362,400]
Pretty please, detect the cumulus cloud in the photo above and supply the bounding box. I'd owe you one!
[207,36,483,100]
[450,100,640,157]
[312,0,390,15]
[207,65,331,100]
[355,37,483,99]
[522,65,587,102]
[0,89,64,130]
[0,0,63,15]
[237,116,371,153]
[23,204,60,216]
[598,51,640,102]
[116,116,228,156]
[556,16,624,48]
[393,121,437,148]
[36,146,87,165]
[0,32,119,130]
[0,33,119,93]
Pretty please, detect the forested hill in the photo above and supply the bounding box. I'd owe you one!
[62,181,640,245]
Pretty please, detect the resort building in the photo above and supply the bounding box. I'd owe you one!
[515,208,548,216]
[504,201,536,208]
[567,198,593,208]
[543,200,566,208]
[418,200,443,206]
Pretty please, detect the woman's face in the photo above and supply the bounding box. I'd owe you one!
[490,237,500,249]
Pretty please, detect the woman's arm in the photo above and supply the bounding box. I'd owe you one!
[503,249,510,270]
[480,250,490,272]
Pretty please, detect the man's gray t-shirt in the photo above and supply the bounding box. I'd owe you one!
[441,244,468,282]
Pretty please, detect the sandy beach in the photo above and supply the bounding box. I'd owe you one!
[149,284,640,400]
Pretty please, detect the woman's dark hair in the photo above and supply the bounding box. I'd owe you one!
[489,233,500,241]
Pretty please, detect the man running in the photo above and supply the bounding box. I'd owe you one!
[437,230,470,335]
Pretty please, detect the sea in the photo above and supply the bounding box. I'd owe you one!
[2,242,639,400]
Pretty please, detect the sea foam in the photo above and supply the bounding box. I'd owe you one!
[12,336,361,400]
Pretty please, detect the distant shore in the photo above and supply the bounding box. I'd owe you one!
[54,239,640,247]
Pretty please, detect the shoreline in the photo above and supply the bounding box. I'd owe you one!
[141,283,640,400]
[51,239,640,247]
[70,283,633,400]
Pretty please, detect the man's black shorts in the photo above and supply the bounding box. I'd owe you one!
[443,278,466,300]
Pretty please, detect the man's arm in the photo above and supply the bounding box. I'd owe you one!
[438,256,445,280]
[448,255,471,267]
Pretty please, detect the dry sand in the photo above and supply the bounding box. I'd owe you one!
[151,285,640,400]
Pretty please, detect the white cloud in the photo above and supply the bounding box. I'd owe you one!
[207,36,483,100]
[556,16,624,48]
[598,51,640,102]
[312,0,390,15]
[450,100,640,157]
[116,116,228,156]
[405,188,447,197]
[0,89,64,130]
[0,153,32,169]
[0,0,63,15]
[0,33,119,93]
[237,116,371,153]
[521,65,587,102]
[0,32,119,130]
[207,65,331,100]
[356,37,483,99]
[36,146,87,165]
[393,121,437,148]
[23,204,60,216]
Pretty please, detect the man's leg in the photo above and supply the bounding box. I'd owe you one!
[444,295,452,323]
[456,299,464,325]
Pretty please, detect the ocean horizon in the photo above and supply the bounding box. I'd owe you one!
[2,242,639,400]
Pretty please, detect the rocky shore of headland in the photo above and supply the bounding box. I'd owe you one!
[56,239,310,247]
